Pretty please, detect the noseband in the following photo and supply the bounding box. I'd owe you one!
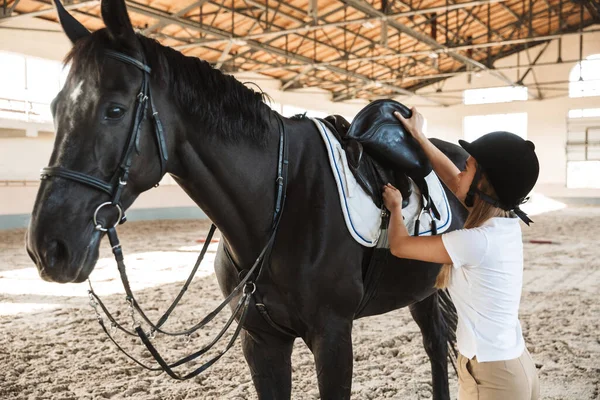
[39,48,289,380]
[40,50,168,231]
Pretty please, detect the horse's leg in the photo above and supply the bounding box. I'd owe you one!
[304,317,354,400]
[409,292,452,400]
[242,328,295,400]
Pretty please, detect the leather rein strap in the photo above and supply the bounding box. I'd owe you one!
[41,48,289,380]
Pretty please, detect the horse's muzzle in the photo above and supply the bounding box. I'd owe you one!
[26,231,99,284]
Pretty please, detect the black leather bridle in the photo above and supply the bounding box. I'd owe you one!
[39,48,289,380]
[41,50,168,231]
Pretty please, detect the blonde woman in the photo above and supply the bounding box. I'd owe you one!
[382,108,540,400]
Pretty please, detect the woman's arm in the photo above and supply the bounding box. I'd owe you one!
[394,108,462,195]
[383,183,453,264]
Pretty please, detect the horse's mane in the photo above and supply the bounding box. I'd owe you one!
[64,30,270,146]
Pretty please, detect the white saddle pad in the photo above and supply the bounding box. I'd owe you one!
[312,118,452,247]
[403,172,453,237]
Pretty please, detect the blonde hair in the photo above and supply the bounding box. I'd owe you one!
[434,173,512,289]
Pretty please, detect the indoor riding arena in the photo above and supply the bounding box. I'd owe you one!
[1,0,599,399]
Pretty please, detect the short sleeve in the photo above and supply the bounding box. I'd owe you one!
[441,227,489,268]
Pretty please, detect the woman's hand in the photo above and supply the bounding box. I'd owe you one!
[393,106,426,144]
[382,183,403,212]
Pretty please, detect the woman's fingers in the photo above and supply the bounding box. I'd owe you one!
[393,111,405,122]
[383,184,401,199]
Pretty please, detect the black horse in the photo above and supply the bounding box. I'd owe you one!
[26,1,469,398]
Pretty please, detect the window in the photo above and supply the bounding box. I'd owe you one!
[0,52,26,101]
[566,112,600,188]
[569,54,600,98]
[0,51,67,123]
[567,161,600,188]
[463,86,528,105]
[27,57,63,104]
[568,108,600,119]
[463,113,527,142]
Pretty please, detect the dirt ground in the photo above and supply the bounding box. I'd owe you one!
[0,206,598,399]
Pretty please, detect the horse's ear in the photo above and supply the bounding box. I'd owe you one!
[53,0,90,44]
[101,0,136,45]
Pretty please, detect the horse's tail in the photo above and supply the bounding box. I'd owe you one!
[437,288,458,374]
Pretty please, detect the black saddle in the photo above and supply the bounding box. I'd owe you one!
[319,100,437,221]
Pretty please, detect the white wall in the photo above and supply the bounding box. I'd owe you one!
[0,17,72,61]
[1,17,599,217]
[415,28,600,99]
[0,135,55,181]
[0,16,368,221]
[419,29,600,198]
[423,95,600,198]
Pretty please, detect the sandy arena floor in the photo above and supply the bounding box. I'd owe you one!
[0,206,598,399]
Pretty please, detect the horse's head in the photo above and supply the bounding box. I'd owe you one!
[27,0,170,283]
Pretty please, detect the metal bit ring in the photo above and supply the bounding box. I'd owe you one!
[93,202,123,232]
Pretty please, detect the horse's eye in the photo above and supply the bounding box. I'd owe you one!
[105,106,125,120]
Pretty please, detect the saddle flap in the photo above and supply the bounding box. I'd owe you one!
[346,99,432,177]
[345,140,363,169]
[312,118,453,248]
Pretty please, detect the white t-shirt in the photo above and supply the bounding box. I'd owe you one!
[441,217,525,362]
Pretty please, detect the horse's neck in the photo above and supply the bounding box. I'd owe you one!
[172,115,281,267]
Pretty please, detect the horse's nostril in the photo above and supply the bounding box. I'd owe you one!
[44,239,69,270]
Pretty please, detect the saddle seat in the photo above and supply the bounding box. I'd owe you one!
[319,99,434,210]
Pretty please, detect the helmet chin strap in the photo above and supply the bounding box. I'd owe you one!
[465,163,509,210]
[463,164,534,226]
[464,165,483,208]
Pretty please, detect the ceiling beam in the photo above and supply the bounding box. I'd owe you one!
[1,0,21,17]
[281,65,315,90]
[338,0,518,87]
[123,1,445,105]
[228,27,600,75]
[169,0,441,92]
[405,9,595,92]
[0,0,98,23]
[517,40,551,84]
[142,0,212,35]
[172,0,507,48]
[175,0,435,78]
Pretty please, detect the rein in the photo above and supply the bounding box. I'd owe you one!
[40,48,289,380]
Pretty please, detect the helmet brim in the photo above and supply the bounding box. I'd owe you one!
[458,139,472,154]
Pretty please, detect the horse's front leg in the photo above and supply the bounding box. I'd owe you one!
[242,328,295,400]
[305,316,354,400]
[409,291,454,400]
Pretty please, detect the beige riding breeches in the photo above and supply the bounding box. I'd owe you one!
[457,348,540,400]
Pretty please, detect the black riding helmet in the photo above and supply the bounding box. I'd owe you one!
[458,131,539,225]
